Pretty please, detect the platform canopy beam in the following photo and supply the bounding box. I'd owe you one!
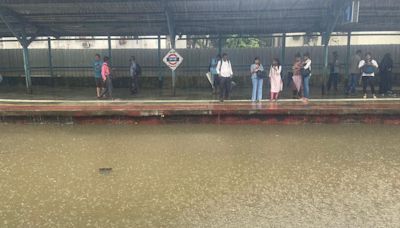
[0,6,60,39]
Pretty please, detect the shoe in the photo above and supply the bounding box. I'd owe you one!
[363,94,367,99]
[373,94,377,99]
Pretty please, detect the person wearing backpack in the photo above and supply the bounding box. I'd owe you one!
[216,53,233,102]
[358,52,379,99]
[250,57,264,102]
[129,56,141,95]
[93,54,103,98]
[209,54,221,94]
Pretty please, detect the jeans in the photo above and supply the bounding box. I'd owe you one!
[347,73,359,94]
[100,77,113,98]
[251,76,263,101]
[327,73,339,92]
[362,76,375,95]
[303,75,310,98]
[219,77,232,101]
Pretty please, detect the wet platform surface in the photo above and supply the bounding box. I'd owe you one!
[1,98,400,124]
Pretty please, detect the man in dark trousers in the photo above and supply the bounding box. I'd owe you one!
[216,53,233,102]
[129,56,141,95]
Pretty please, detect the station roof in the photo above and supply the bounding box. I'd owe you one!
[0,0,399,38]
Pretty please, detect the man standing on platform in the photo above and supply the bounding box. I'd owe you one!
[216,53,233,102]
[93,54,103,98]
[346,50,362,96]
[129,56,141,95]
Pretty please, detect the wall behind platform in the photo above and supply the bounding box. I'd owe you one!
[0,45,399,88]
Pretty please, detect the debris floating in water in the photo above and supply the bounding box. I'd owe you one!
[99,168,113,174]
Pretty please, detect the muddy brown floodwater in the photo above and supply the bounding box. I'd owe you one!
[0,124,399,227]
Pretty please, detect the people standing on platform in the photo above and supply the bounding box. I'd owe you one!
[346,50,362,96]
[129,56,141,95]
[327,51,340,94]
[358,52,379,99]
[250,57,264,102]
[216,53,233,102]
[379,53,394,96]
[209,54,221,94]
[269,58,283,102]
[302,52,312,101]
[100,57,113,99]
[292,54,303,99]
[93,54,103,98]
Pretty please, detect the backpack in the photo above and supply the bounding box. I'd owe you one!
[362,64,376,74]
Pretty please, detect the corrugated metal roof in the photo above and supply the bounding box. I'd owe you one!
[0,0,398,37]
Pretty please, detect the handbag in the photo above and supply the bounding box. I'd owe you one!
[256,70,266,79]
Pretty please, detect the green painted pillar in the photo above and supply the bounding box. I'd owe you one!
[107,36,112,64]
[158,35,163,89]
[345,32,351,78]
[47,37,54,78]
[280,33,286,70]
[321,32,330,95]
[22,43,32,94]
[169,35,176,96]
[218,34,222,56]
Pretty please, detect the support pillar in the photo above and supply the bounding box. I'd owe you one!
[22,42,32,94]
[218,34,222,56]
[107,36,112,64]
[171,40,176,96]
[345,32,351,78]
[47,37,54,78]
[321,33,330,95]
[158,35,163,89]
[280,33,286,71]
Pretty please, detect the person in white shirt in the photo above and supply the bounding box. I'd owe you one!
[216,53,233,102]
[302,52,312,100]
[358,52,379,99]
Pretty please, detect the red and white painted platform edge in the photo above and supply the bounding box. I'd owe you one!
[1,98,400,104]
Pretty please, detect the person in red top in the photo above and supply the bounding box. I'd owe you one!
[100,57,113,99]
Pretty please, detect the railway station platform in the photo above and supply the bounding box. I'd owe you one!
[1,98,400,125]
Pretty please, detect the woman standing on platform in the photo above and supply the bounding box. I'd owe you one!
[379,53,393,96]
[269,58,283,102]
[292,54,303,99]
[250,57,264,102]
[359,52,379,99]
[100,57,113,99]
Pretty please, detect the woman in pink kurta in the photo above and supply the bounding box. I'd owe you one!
[292,56,303,98]
[269,58,283,101]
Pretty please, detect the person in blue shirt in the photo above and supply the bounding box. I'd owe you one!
[209,54,221,94]
[93,54,103,98]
